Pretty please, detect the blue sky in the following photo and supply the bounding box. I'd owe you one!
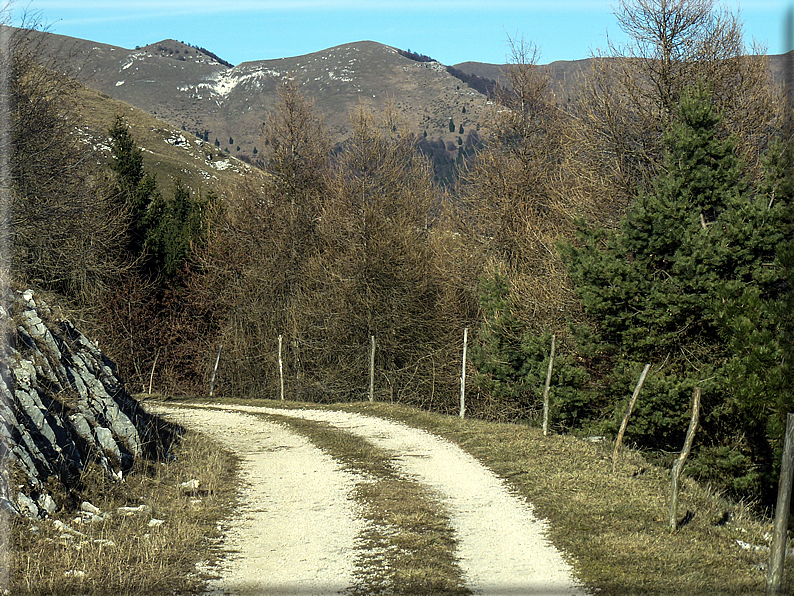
[12,1,793,66]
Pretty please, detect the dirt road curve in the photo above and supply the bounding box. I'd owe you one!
[152,403,584,596]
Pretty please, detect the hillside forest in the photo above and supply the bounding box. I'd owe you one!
[5,0,794,509]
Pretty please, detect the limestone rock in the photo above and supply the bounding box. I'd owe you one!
[117,504,151,516]
[37,494,57,515]
[16,493,38,518]
[0,288,181,517]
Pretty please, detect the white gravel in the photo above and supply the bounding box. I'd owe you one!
[154,403,585,595]
[152,405,364,595]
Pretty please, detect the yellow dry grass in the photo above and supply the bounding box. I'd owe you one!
[9,421,238,595]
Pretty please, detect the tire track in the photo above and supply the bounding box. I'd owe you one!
[152,405,364,595]
[182,403,584,596]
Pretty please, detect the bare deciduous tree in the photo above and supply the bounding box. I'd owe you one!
[262,78,330,254]
[574,0,782,210]
[291,104,453,403]
[3,20,132,304]
[460,37,580,328]
[262,79,331,383]
[188,81,332,397]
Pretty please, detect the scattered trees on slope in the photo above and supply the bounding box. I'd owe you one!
[108,116,219,278]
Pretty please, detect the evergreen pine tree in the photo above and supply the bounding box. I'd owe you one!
[109,116,144,188]
[144,179,216,278]
[471,271,524,400]
[562,83,748,361]
[470,270,589,425]
[772,132,794,391]
[709,133,794,499]
[560,83,790,500]
[108,115,161,256]
[470,271,530,408]
[563,86,748,361]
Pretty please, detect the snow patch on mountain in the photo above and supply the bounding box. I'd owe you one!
[120,51,149,72]
[199,66,287,100]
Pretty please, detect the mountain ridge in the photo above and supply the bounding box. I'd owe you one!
[16,25,791,184]
[25,28,489,175]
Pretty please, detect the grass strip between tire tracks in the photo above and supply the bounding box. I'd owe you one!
[264,412,471,596]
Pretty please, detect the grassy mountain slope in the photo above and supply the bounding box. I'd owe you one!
[29,28,488,166]
[5,25,260,198]
[72,82,263,199]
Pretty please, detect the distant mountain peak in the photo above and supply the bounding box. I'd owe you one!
[138,39,233,68]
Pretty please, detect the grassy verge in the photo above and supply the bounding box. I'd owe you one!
[10,424,238,595]
[339,402,784,595]
[260,413,470,596]
[187,396,789,595]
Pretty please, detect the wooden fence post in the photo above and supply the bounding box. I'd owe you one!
[542,334,556,436]
[278,335,284,401]
[767,413,794,595]
[460,327,468,419]
[670,387,701,530]
[148,348,160,396]
[369,335,376,402]
[612,363,651,473]
[208,345,222,398]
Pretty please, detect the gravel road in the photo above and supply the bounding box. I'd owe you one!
[153,403,584,596]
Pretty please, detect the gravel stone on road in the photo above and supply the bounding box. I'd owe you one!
[155,403,585,595]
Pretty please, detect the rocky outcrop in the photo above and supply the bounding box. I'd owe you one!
[0,288,179,518]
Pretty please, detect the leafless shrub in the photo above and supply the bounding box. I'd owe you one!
[3,20,133,305]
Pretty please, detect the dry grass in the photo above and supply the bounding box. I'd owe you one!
[9,419,238,595]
